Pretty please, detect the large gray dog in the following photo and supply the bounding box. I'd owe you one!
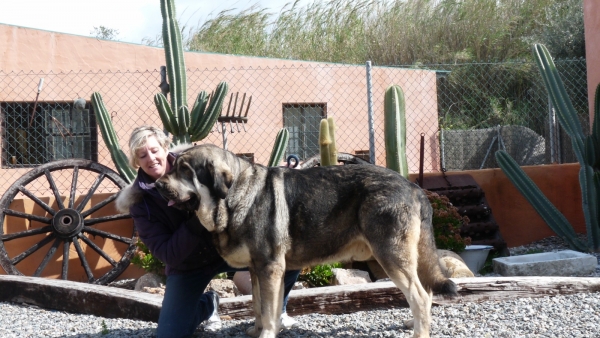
[155,144,457,338]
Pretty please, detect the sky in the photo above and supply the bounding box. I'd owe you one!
[0,0,307,45]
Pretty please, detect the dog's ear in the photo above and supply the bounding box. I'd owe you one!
[207,161,233,199]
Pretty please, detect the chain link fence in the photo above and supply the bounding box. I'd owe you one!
[0,64,440,197]
[0,59,589,197]
[427,58,588,171]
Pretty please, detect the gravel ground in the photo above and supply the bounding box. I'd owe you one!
[1,235,599,338]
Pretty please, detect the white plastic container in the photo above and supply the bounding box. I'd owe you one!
[458,245,493,274]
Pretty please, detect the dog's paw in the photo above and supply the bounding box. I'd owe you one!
[404,318,414,329]
[246,325,262,337]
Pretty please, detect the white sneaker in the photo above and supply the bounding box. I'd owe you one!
[280,312,298,329]
[203,291,222,332]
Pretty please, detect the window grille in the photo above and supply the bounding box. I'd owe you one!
[1,101,97,168]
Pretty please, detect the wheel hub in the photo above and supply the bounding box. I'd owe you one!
[51,208,84,239]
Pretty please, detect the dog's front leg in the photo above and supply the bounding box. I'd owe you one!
[246,267,262,337]
[253,258,285,338]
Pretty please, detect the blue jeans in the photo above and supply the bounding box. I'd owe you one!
[156,261,301,338]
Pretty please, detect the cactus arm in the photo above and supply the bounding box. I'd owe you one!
[592,84,600,168]
[189,91,209,136]
[384,85,409,178]
[154,93,178,135]
[160,0,187,122]
[267,128,290,167]
[91,92,136,183]
[327,117,338,165]
[580,164,600,251]
[495,150,587,251]
[177,106,191,144]
[319,119,332,166]
[533,44,585,163]
[190,82,228,142]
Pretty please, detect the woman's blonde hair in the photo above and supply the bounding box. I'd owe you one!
[128,126,171,169]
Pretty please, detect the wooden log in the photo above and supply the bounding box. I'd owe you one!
[2,275,600,322]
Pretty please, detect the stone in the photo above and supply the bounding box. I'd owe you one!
[142,287,165,296]
[438,250,475,278]
[233,271,252,295]
[493,250,598,276]
[134,273,164,292]
[366,260,389,280]
[205,278,242,298]
[331,268,372,285]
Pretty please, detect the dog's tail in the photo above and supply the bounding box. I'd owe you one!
[416,193,459,298]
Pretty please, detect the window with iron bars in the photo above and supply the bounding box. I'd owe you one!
[282,103,327,161]
[1,101,98,168]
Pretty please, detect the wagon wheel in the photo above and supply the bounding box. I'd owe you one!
[298,152,371,169]
[0,159,136,285]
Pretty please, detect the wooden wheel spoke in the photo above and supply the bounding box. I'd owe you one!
[80,194,119,218]
[2,225,52,241]
[77,234,117,267]
[0,159,133,285]
[3,209,51,224]
[33,238,62,277]
[84,213,131,226]
[17,186,56,216]
[72,238,95,282]
[61,240,70,280]
[11,234,55,265]
[76,173,106,213]
[83,226,134,244]
[44,169,65,210]
[68,166,79,209]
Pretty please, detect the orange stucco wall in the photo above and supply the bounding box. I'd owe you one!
[584,0,599,125]
[412,163,585,248]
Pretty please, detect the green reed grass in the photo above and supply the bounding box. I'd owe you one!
[185,0,563,65]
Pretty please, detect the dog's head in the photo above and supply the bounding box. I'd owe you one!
[155,144,236,212]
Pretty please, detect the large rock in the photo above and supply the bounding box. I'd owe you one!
[205,278,242,298]
[134,273,164,292]
[331,268,372,285]
[438,250,475,278]
[233,271,252,295]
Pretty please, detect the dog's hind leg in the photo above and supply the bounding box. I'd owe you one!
[370,217,432,338]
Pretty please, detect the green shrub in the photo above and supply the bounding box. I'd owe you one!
[130,239,166,277]
[299,263,343,287]
[425,190,472,253]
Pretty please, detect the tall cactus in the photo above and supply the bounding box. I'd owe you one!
[90,93,136,183]
[267,128,290,167]
[319,118,334,166]
[91,0,228,183]
[496,44,600,252]
[384,85,409,178]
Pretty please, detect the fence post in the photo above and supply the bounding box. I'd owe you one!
[366,61,375,164]
[547,96,563,163]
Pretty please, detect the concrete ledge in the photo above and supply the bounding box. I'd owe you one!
[493,250,598,276]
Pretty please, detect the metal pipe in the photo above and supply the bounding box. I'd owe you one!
[366,61,375,164]
[419,133,425,187]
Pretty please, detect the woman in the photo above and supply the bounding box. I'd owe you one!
[116,126,300,338]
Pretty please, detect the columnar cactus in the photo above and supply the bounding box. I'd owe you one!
[319,118,334,166]
[91,0,228,183]
[496,44,600,252]
[327,117,338,165]
[384,85,409,178]
[267,128,290,167]
[90,93,136,183]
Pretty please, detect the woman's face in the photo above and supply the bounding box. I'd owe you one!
[136,135,169,181]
